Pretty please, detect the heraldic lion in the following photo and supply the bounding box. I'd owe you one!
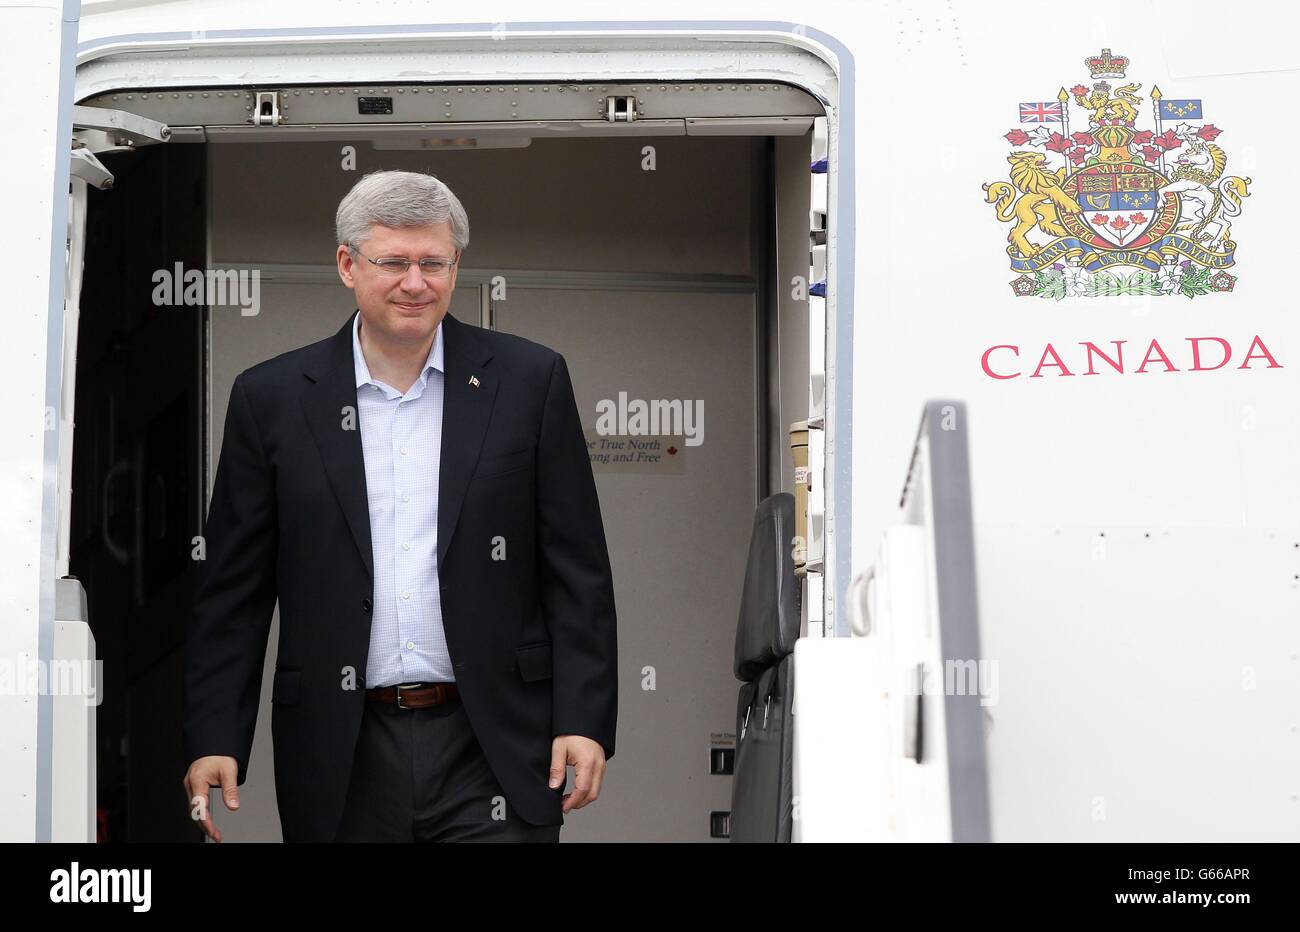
[983,152,1083,258]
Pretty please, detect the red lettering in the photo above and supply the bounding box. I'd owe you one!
[1188,337,1231,371]
[982,335,1281,382]
[1030,343,1074,378]
[1136,339,1179,373]
[982,344,1020,379]
[1238,335,1283,369]
[1081,340,1127,375]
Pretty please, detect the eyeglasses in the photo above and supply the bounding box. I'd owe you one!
[348,243,459,279]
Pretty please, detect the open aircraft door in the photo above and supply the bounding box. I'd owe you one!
[0,0,85,843]
[0,0,171,842]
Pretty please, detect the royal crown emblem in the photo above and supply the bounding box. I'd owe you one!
[983,49,1253,299]
[1085,48,1130,80]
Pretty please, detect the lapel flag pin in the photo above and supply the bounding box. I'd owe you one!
[469,375,480,388]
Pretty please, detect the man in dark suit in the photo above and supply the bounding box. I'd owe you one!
[181,170,617,842]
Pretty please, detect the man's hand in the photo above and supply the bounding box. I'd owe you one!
[182,756,240,843]
[549,735,606,813]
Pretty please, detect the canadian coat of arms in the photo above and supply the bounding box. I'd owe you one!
[983,49,1252,299]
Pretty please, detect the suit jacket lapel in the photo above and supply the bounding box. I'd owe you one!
[301,311,374,580]
[438,313,498,567]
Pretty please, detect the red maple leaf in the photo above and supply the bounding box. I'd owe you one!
[1005,129,1030,145]
[1045,132,1073,154]
[1109,216,1130,231]
[1091,213,1110,225]
[1152,129,1183,151]
[1068,149,1088,165]
[667,446,678,455]
[1070,131,1095,148]
[1197,124,1223,142]
[1139,145,1162,163]
[1071,84,1089,97]
[1131,212,1148,225]
[1132,130,1155,146]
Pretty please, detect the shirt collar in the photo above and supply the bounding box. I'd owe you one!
[352,311,444,391]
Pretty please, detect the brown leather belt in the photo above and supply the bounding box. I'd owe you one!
[366,682,459,709]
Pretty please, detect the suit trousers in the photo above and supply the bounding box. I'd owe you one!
[333,691,561,842]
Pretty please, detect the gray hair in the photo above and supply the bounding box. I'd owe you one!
[335,169,470,254]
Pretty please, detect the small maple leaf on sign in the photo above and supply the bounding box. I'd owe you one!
[1132,130,1155,146]
[1197,124,1223,142]
[667,446,677,455]
[1071,84,1089,97]
[1091,213,1110,225]
[1070,131,1095,148]
[1140,145,1162,163]
[1131,212,1148,225]
[1068,149,1088,165]
[1152,129,1183,151]
[1109,216,1130,231]
[1045,132,1073,154]
[1005,129,1030,145]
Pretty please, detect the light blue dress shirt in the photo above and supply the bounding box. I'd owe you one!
[352,312,453,686]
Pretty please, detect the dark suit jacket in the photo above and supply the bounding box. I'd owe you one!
[183,310,618,842]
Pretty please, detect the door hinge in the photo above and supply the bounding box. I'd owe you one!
[603,95,638,122]
[71,105,171,189]
[251,91,282,126]
[72,104,171,147]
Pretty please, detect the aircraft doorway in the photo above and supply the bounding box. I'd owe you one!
[70,97,816,841]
